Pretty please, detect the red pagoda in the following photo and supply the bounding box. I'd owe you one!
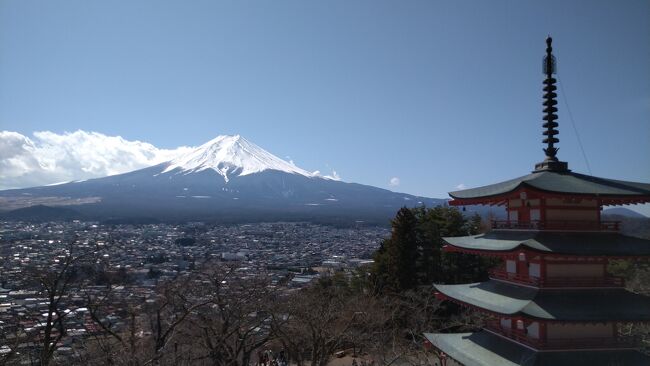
[424,37,650,365]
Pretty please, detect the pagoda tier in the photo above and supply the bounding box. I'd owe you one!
[442,231,650,289]
[443,231,650,257]
[448,170,650,207]
[450,181,650,232]
[434,281,650,322]
[424,332,650,366]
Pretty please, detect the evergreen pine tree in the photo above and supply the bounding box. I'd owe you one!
[373,207,419,292]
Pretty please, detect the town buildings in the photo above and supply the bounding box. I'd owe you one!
[0,221,385,363]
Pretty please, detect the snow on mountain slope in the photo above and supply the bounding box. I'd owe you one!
[162,135,316,182]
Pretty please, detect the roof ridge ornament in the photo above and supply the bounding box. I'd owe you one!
[534,36,570,173]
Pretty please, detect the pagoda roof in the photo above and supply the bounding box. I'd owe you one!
[434,280,650,321]
[424,331,650,366]
[449,170,650,202]
[443,231,650,257]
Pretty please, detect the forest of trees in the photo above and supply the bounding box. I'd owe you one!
[371,206,493,292]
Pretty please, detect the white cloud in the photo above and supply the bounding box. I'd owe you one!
[0,130,192,190]
[455,183,466,190]
[312,169,342,181]
[311,163,342,181]
[389,177,400,187]
[324,170,341,181]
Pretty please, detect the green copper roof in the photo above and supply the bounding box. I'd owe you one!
[443,231,650,256]
[449,170,650,199]
[434,280,650,321]
[424,331,650,366]
[425,332,521,366]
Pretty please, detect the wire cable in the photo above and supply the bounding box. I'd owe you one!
[557,75,593,175]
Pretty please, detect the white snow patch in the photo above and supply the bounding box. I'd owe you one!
[191,195,211,198]
[162,135,316,182]
[45,181,70,186]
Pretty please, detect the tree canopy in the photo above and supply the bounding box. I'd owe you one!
[372,206,493,293]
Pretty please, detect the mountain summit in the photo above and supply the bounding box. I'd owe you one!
[0,135,444,224]
[162,135,314,182]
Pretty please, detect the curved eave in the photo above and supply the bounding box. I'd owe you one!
[424,332,650,366]
[435,282,535,317]
[442,242,650,259]
[443,242,529,257]
[449,184,650,206]
[448,172,650,206]
[434,281,650,322]
[449,181,533,202]
[442,231,650,257]
[424,332,522,366]
[443,233,544,256]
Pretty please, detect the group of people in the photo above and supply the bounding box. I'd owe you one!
[256,349,287,366]
[256,349,377,366]
[351,358,374,366]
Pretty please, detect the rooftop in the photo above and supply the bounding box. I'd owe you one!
[449,170,650,203]
[424,331,650,366]
[442,230,650,257]
[434,280,650,321]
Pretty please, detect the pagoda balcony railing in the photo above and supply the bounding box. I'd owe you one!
[489,269,625,288]
[485,321,638,350]
[491,220,620,232]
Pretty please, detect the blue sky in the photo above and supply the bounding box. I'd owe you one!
[1,0,649,214]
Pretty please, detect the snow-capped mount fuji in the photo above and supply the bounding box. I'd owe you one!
[0,135,445,224]
[162,135,316,182]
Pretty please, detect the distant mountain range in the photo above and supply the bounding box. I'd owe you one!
[602,207,647,219]
[0,135,446,225]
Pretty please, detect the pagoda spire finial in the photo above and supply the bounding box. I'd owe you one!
[534,36,569,172]
[542,36,559,160]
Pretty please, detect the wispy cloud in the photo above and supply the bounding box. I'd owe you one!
[312,169,342,181]
[389,177,400,187]
[455,183,466,190]
[324,170,341,181]
[0,130,192,190]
